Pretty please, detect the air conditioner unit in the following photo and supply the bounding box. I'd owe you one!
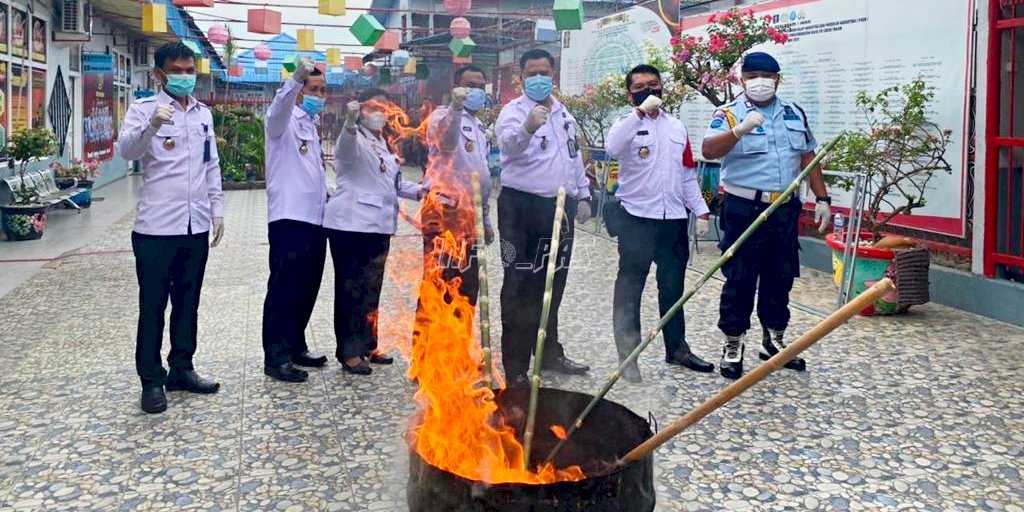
[133,42,151,67]
[54,0,91,42]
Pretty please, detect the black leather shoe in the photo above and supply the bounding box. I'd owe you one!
[264,363,308,383]
[720,336,745,380]
[368,352,394,365]
[759,326,807,371]
[140,386,167,414]
[342,360,372,375]
[291,351,328,368]
[540,355,590,375]
[667,352,715,373]
[165,370,220,394]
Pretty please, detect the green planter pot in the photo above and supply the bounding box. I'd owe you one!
[1,204,48,241]
[826,233,906,316]
[71,179,94,208]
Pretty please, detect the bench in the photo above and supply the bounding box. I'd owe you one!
[1,169,86,212]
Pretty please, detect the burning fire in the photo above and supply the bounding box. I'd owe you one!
[550,425,568,441]
[378,99,586,484]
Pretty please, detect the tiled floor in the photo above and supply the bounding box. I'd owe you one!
[0,187,1021,511]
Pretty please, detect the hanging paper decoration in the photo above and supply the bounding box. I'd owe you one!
[403,56,417,75]
[350,13,385,45]
[297,29,315,51]
[391,50,410,68]
[248,8,282,35]
[449,37,476,58]
[282,54,302,72]
[534,19,557,42]
[142,3,167,33]
[453,56,473,64]
[228,65,243,77]
[374,31,400,52]
[415,63,429,80]
[553,0,583,31]
[444,0,471,16]
[319,0,346,16]
[173,0,214,7]
[197,58,211,75]
[254,44,272,61]
[450,17,471,39]
[182,40,202,57]
[379,68,392,85]
[207,25,228,45]
[326,48,342,66]
[345,56,363,72]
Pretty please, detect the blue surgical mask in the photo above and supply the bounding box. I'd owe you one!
[524,75,553,102]
[302,95,326,116]
[464,88,486,112]
[163,73,197,98]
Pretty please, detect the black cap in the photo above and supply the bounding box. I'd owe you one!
[741,52,781,73]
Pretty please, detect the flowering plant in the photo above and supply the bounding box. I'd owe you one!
[669,8,790,107]
[49,158,100,181]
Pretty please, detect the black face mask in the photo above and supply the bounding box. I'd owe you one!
[631,88,663,107]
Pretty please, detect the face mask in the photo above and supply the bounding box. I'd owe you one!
[464,88,486,112]
[302,96,325,116]
[630,88,663,107]
[744,77,777,102]
[163,73,197,98]
[363,112,387,132]
[524,75,553,102]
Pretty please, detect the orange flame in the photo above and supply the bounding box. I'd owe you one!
[364,99,433,161]
[550,425,568,441]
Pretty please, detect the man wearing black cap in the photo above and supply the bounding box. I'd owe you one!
[701,51,832,380]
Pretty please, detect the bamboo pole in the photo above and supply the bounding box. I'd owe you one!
[471,173,494,389]
[522,187,568,469]
[619,278,894,465]
[543,136,843,464]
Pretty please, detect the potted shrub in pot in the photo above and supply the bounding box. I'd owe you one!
[50,158,100,207]
[1,128,57,241]
[824,79,953,315]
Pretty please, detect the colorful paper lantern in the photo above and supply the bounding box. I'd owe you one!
[142,3,167,33]
[450,17,471,39]
[197,58,211,75]
[248,8,281,35]
[403,57,417,75]
[173,0,214,7]
[350,13,385,45]
[391,50,410,68]
[453,56,473,64]
[449,37,476,58]
[254,44,271,61]
[415,63,429,80]
[326,48,342,66]
[553,0,583,31]
[228,65,243,77]
[182,40,202,57]
[374,31,400,52]
[344,55,363,71]
[444,0,471,16]
[207,25,228,45]
[534,19,557,42]
[318,0,346,16]
[282,54,302,72]
[297,28,315,51]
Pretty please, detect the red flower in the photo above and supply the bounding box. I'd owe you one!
[734,33,745,40]
[764,15,773,22]
[708,13,717,23]
[670,36,680,46]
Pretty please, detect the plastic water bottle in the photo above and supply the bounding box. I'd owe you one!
[833,213,845,240]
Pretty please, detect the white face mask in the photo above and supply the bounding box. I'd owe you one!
[363,112,387,132]
[744,77,777,102]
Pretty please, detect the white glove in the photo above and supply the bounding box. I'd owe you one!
[211,217,225,247]
[695,217,710,237]
[450,87,468,110]
[523,106,550,135]
[814,201,831,233]
[149,104,174,129]
[732,111,765,138]
[293,57,315,83]
[345,101,360,127]
[638,95,663,115]
[576,201,592,224]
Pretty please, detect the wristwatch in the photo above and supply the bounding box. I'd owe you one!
[815,196,832,205]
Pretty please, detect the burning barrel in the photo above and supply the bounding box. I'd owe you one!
[407,387,655,512]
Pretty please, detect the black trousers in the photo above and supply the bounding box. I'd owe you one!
[262,220,327,367]
[718,193,801,336]
[497,187,578,379]
[327,229,391,361]
[420,203,480,306]
[132,231,209,387]
[613,210,691,363]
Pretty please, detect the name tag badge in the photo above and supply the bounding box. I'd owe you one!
[567,139,579,158]
[540,136,549,150]
[638,146,650,159]
[163,138,175,150]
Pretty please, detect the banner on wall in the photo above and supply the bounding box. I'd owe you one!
[31,16,45,63]
[83,54,115,161]
[0,4,9,55]
[10,64,27,131]
[11,7,25,58]
[675,0,973,237]
[0,63,8,148]
[31,69,45,128]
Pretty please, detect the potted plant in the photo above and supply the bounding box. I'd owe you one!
[1,127,57,241]
[50,158,100,207]
[824,79,953,315]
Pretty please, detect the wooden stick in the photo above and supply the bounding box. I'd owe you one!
[522,187,567,469]
[543,136,843,464]
[618,278,895,465]
[471,172,494,389]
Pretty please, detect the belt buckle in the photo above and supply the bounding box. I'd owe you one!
[767,191,782,203]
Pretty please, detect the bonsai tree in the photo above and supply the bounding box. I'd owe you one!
[668,8,790,107]
[825,79,953,241]
[7,127,57,205]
